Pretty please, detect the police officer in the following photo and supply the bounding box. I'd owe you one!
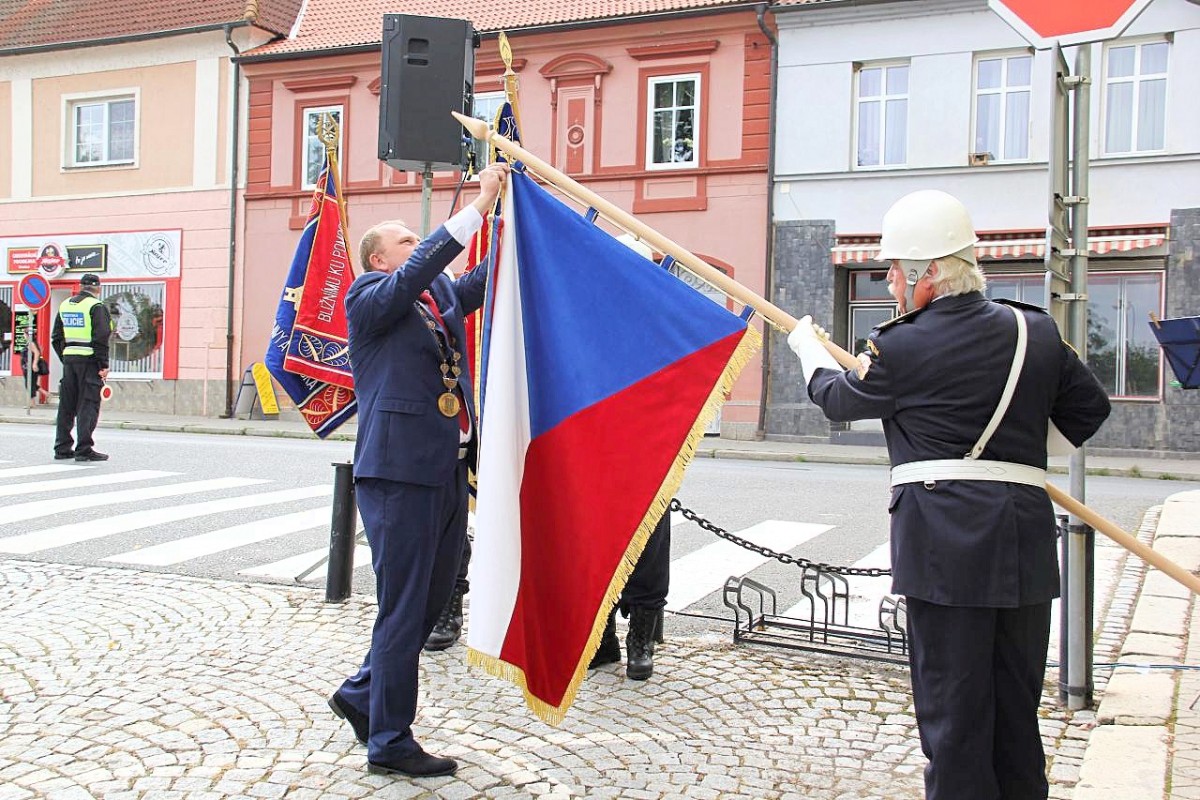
[52,273,112,462]
[788,190,1110,800]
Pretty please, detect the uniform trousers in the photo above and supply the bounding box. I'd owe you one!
[619,511,671,612]
[54,357,103,456]
[338,461,469,762]
[905,597,1052,800]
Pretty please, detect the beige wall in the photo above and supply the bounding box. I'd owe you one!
[32,62,197,197]
[0,81,10,200]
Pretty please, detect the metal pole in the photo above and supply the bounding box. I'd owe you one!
[420,163,434,237]
[1065,44,1093,711]
[325,460,357,603]
[25,312,36,414]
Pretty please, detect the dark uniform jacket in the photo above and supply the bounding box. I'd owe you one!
[346,226,487,487]
[808,292,1110,607]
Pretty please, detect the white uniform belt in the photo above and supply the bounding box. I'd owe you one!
[890,459,1046,487]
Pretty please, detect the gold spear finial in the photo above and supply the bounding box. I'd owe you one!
[316,112,339,153]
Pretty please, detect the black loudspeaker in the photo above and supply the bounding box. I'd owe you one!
[378,14,476,172]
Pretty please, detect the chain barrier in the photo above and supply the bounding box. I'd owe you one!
[669,498,891,578]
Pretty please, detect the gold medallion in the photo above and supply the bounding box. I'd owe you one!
[438,392,461,417]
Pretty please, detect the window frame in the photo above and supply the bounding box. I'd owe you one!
[971,51,1033,163]
[101,281,167,380]
[300,104,345,191]
[470,91,508,174]
[644,72,702,171]
[853,61,909,170]
[63,89,139,169]
[1101,38,1170,156]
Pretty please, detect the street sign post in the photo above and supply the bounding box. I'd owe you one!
[16,273,51,414]
[988,0,1154,48]
[989,0,1158,713]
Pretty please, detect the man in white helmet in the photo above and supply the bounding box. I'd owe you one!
[788,189,1111,800]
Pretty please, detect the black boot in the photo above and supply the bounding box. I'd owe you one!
[655,608,665,644]
[424,585,465,652]
[588,608,620,669]
[625,606,658,681]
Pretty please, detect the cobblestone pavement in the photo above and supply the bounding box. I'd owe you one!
[0,539,1153,800]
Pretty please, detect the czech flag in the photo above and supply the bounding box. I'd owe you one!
[264,147,357,438]
[467,167,761,722]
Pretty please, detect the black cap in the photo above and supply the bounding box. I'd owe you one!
[80,273,101,287]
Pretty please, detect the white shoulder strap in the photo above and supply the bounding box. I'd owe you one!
[967,304,1027,460]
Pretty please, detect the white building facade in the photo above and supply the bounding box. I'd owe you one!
[765,0,1200,453]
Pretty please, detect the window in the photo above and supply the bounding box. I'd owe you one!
[302,106,343,189]
[856,64,908,167]
[101,283,166,378]
[1104,41,1168,154]
[0,286,11,373]
[646,74,699,169]
[1088,272,1162,399]
[974,54,1032,161]
[848,270,896,353]
[986,274,1045,304]
[69,95,136,167]
[471,92,507,169]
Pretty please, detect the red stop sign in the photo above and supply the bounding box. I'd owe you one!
[989,0,1154,48]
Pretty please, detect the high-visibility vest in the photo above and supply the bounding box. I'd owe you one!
[59,295,101,357]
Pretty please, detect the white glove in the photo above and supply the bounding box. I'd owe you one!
[787,316,841,387]
[1046,421,1077,457]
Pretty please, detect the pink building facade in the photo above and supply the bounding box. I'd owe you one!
[238,6,773,437]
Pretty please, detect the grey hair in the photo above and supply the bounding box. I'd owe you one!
[358,220,410,272]
[931,254,987,297]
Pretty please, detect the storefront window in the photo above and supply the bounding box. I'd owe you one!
[0,287,12,373]
[985,274,1046,304]
[101,282,165,378]
[1088,272,1162,399]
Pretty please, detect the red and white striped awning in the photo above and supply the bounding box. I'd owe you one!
[832,228,1168,265]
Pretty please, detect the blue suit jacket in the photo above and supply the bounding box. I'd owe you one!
[808,293,1111,607]
[346,226,487,485]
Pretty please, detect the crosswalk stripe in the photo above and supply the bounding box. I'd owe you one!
[0,485,333,555]
[0,477,269,526]
[240,543,371,580]
[665,520,833,612]
[780,540,892,628]
[0,464,91,480]
[0,470,179,499]
[103,506,335,566]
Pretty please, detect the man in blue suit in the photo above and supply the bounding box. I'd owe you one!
[789,190,1110,800]
[329,162,509,778]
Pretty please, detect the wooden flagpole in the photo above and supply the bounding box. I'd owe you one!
[453,111,860,371]
[455,110,1200,598]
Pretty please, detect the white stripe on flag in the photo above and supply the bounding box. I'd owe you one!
[469,186,530,659]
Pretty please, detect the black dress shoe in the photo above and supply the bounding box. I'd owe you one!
[327,693,369,746]
[53,452,74,460]
[367,748,458,777]
[75,450,109,462]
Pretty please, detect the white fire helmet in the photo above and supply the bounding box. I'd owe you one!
[877,189,979,310]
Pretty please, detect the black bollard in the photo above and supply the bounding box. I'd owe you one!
[326,461,357,603]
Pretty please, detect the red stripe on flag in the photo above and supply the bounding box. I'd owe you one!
[498,330,745,707]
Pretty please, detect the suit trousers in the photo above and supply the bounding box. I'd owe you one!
[54,357,102,456]
[905,597,1052,800]
[339,463,469,762]
[619,510,671,612]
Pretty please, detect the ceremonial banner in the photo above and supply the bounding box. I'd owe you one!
[265,150,357,437]
[468,168,761,722]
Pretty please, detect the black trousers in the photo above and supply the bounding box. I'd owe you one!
[54,357,103,456]
[619,509,671,612]
[905,597,1052,800]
